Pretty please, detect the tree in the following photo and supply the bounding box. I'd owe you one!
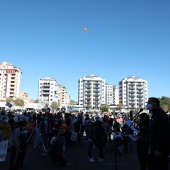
[6,97,14,102]
[86,104,92,109]
[100,105,109,112]
[117,103,125,110]
[50,101,60,110]
[159,96,170,112]
[14,98,24,106]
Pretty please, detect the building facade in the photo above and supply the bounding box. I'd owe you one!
[119,75,148,110]
[38,77,70,107]
[78,74,106,109]
[0,62,22,101]
[105,84,119,105]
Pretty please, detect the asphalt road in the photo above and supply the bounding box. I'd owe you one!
[0,134,144,170]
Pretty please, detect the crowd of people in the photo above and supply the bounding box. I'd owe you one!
[0,97,170,170]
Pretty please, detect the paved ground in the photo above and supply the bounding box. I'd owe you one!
[0,134,143,170]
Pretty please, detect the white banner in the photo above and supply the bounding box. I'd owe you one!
[0,140,8,162]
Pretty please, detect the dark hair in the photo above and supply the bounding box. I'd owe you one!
[149,97,160,106]
[140,113,150,127]
[17,120,27,127]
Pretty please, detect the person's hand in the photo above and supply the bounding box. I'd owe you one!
[155,150,162,157]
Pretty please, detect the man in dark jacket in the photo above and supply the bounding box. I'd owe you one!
[146,97,170,170]
[94,120,105,162]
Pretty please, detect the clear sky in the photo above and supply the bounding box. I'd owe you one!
[0,0,170,101]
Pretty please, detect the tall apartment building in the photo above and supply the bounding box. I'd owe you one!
[59,84,70,105]
[119,75,148,109]
[38,78,60,106]
[105,84,119,105]
[0,62,22,101]
[78,74,106,109]
[38,78,70,107]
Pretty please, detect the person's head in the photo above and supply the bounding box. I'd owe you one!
[17,120,27,129]
[104,115,110,121]
[139,113,150,127]
[2,116,9,123]
[90,121,94,127]
[146,97,160,111]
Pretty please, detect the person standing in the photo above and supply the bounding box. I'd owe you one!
[87,121,95,162]
[8,121,25,170]
[146,97,170,170]
[94,120,105,162]
[137,113,150,170]
[0,116,11,140]
[16,121,28,168]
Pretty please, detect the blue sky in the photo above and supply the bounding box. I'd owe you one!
[0,0,170,101]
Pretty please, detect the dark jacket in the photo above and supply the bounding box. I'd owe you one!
[94,121,105,148]
[149,108,170,154]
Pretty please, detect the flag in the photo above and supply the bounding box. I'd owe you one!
[5,102,12,108]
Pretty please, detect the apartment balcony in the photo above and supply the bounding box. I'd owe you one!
[10,86,15,89]
[137,87,143,90]
[129,95,135,98]
[93,90,99,93]
[41,91,50,94]
[137,99,143,102]
[86,82,91,85]
[42,87,50,90]
[129,102,135,106]
[137,91,143,94]
[137,95,143,98]
[41,89,50,92]
[93,97,100,101]
[129,90,135,94]
[43,84,50,87]
[129,99,135,102]
[93,82,100,85]
[11,75,16,78]
[85,89,91,92]
[85,102,91,104]
[93,84,100,87]
[136,84,143,87]
[129,87,135,90]
[85,97,91,100]
[129,100,135,104]
[93,94,100,97]
[129,83,135,86]
[86,85,91,89]
[85,94,91,98]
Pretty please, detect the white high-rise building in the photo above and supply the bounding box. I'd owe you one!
[105,84,119,105]
[78,74,105,109]
[38,78,60,106]
[38,78,70,107]
[119,75,148,109]
[0,62,22,101]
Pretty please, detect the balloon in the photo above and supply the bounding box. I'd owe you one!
[83,28,87,32]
